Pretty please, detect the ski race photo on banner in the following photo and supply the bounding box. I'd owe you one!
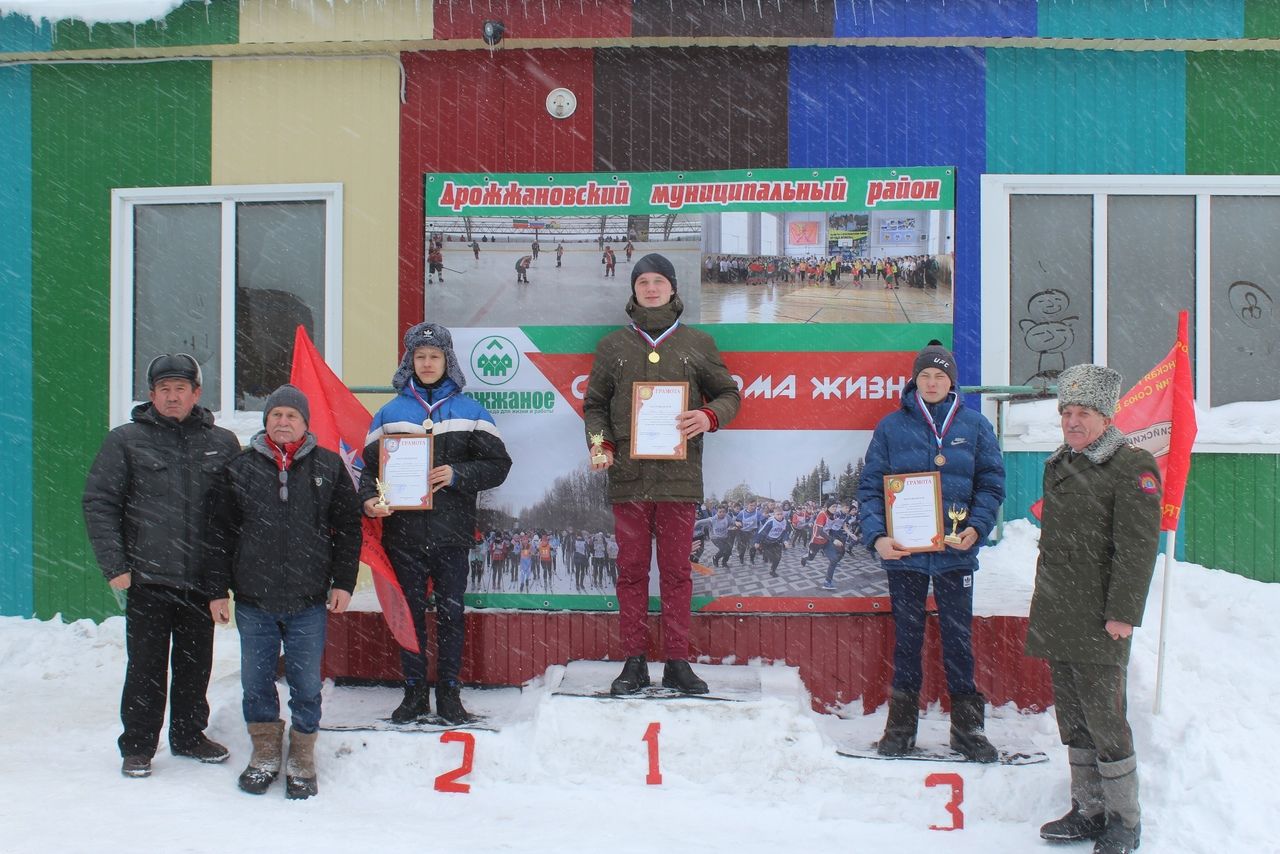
[413,167,956,614]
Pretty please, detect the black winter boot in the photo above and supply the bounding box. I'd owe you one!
[610,655,651,695]
[1096,755,1142,853]
[948,693,998,763]
[876,689,919,757]
[1041,747,1107,840]
[1041,801,1108,842]
[662,659,709,695]
[435,684,476,725]
[390,680,432,724]
[1094,816,1141,854]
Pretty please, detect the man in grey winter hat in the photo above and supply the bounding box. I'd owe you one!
[1026,363,1161,854]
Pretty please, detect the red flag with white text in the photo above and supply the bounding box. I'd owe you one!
[289,326,419,652]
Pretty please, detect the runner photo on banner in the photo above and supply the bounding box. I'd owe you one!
[420,167,956,613]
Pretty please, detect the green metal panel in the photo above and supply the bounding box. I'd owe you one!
[1245,0,1280,36]
[1001,450,1049,524]
[986,48,1186,174]
[52,0,236,51]
[1183,454,1280,583]
[31,62,211,621]
[1038,0,1243,39]
[1187,52,1280,175]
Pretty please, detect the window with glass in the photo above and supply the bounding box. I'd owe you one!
[111,184,342,426]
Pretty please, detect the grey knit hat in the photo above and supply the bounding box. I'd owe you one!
[1057,363,1122,417]
[912,340,957,387]
[392,321,467,391]
[263,383,310,426]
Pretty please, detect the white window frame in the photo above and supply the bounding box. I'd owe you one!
[109,183,343,428]
[981,174,1280,418]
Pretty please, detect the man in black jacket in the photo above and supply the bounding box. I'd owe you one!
[83,353,242,778]
[206,384,362,799]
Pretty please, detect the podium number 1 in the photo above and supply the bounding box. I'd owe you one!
[643,722,662,785]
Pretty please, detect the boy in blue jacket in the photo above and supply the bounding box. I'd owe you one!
[360,322,512,725]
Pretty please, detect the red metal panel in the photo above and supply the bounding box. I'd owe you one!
[432,0,632,40]
[810,617,837,710]
[398,48,596,335]
[734,615,762,664]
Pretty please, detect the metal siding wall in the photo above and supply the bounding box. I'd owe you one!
[1038,0,1244,38]
[592,47,789,172]
[787,46,986,385]
[1187,52,1280,174]
[1244,0,1280,36]
[31,63,212,621]
[239,0,430,45]
[1183,454,1280,583]
[630,0,832,37]
[986,48,1186,175]
[0,12,51,52]
[433,0,629,39]
[210,56,402,391]
[1002,449,1049,524]
[398,49,596,335]
[0,66,33,617]
[832,0,1036,37]
[51,0,238,50]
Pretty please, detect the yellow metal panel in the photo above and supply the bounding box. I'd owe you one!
[211,57,401,389]
[239,0,432,44]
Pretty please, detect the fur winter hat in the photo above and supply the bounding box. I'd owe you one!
[1057,363,1122,417]
[392,321,467,391]
[912,340,957,387]
[263,383,310,426]
[630,253,678,296]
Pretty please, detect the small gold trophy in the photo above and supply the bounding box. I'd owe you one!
[374,477,391,510]
[589,431,609,466]
[944,505,968,546]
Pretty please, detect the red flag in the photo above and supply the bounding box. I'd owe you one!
[1030,311,1197,530]
[1112,310,1198,532]
[289,326,419,652]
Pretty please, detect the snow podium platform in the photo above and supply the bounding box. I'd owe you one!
[312,660,1061,827]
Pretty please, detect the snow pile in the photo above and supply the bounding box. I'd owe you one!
[1,534,1277,852]
[0,0,184,26]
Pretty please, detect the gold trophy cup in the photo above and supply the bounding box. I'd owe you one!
[374,477,391,510]
[589,432,609,466]
[944,505,968,546]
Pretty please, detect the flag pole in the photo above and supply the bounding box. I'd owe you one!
[1152,529,1177,714]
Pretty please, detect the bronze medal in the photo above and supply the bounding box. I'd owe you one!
[648,351,660,364]
[935,453,946,466]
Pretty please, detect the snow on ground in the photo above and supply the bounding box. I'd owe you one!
[1,519,1277,853]
[0,0,182,25]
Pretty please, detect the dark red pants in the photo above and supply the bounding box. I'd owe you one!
[612,500,696,659]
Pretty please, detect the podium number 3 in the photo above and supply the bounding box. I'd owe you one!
[925,772,964,831]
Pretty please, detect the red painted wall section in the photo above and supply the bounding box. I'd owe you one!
[432,0,632,40]
[399,48,597,335]
[324,611,1053,713]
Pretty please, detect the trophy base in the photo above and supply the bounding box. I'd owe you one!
[591,454,608,466]
[943,535,964,546]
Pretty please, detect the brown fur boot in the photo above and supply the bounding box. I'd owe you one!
[284,729,318,799]
[238,720,285,795]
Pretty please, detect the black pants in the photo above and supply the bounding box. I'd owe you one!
[387,542,469,686]
[120,584,214,757]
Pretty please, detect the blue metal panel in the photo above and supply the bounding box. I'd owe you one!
[834,0,1036,37]
[0,66,33,617]
[788,46,986,385]
[0,13,52,53]
[986,48,1186,174]
[1039,0,1244,38]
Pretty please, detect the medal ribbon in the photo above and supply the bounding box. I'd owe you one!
[408,382,456,428]
[630,320,680,356]
[915,391,960,461]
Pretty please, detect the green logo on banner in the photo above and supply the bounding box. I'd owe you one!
[471,336,520,386]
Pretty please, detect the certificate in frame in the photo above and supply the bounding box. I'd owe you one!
[378,435,434,510]
[883,471,944,553]
[630,381,689,460]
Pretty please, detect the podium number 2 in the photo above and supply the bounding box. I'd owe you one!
[643,722,662,785]
[434,730,476,793]
[925,772,964,831]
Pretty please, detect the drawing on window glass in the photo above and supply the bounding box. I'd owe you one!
[1017,288,1078,384]
[1227,281,1275,358]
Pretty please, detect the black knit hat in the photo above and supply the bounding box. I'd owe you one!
[263,383,310,426]
[630,253,678,296]
[912,340,957,387]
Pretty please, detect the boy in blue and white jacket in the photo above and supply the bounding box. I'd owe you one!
[752,507,791,577]
[359,322,511,726]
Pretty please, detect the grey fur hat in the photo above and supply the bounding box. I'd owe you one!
[263,383,310,426]
[1057,363,1122,417]
[392,321,467,391]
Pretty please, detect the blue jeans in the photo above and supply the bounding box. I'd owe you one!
[236,603,328,734]
[887,569,977,696]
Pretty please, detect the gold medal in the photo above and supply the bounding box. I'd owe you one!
[648,351,660,364]
[935,453,946,466]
